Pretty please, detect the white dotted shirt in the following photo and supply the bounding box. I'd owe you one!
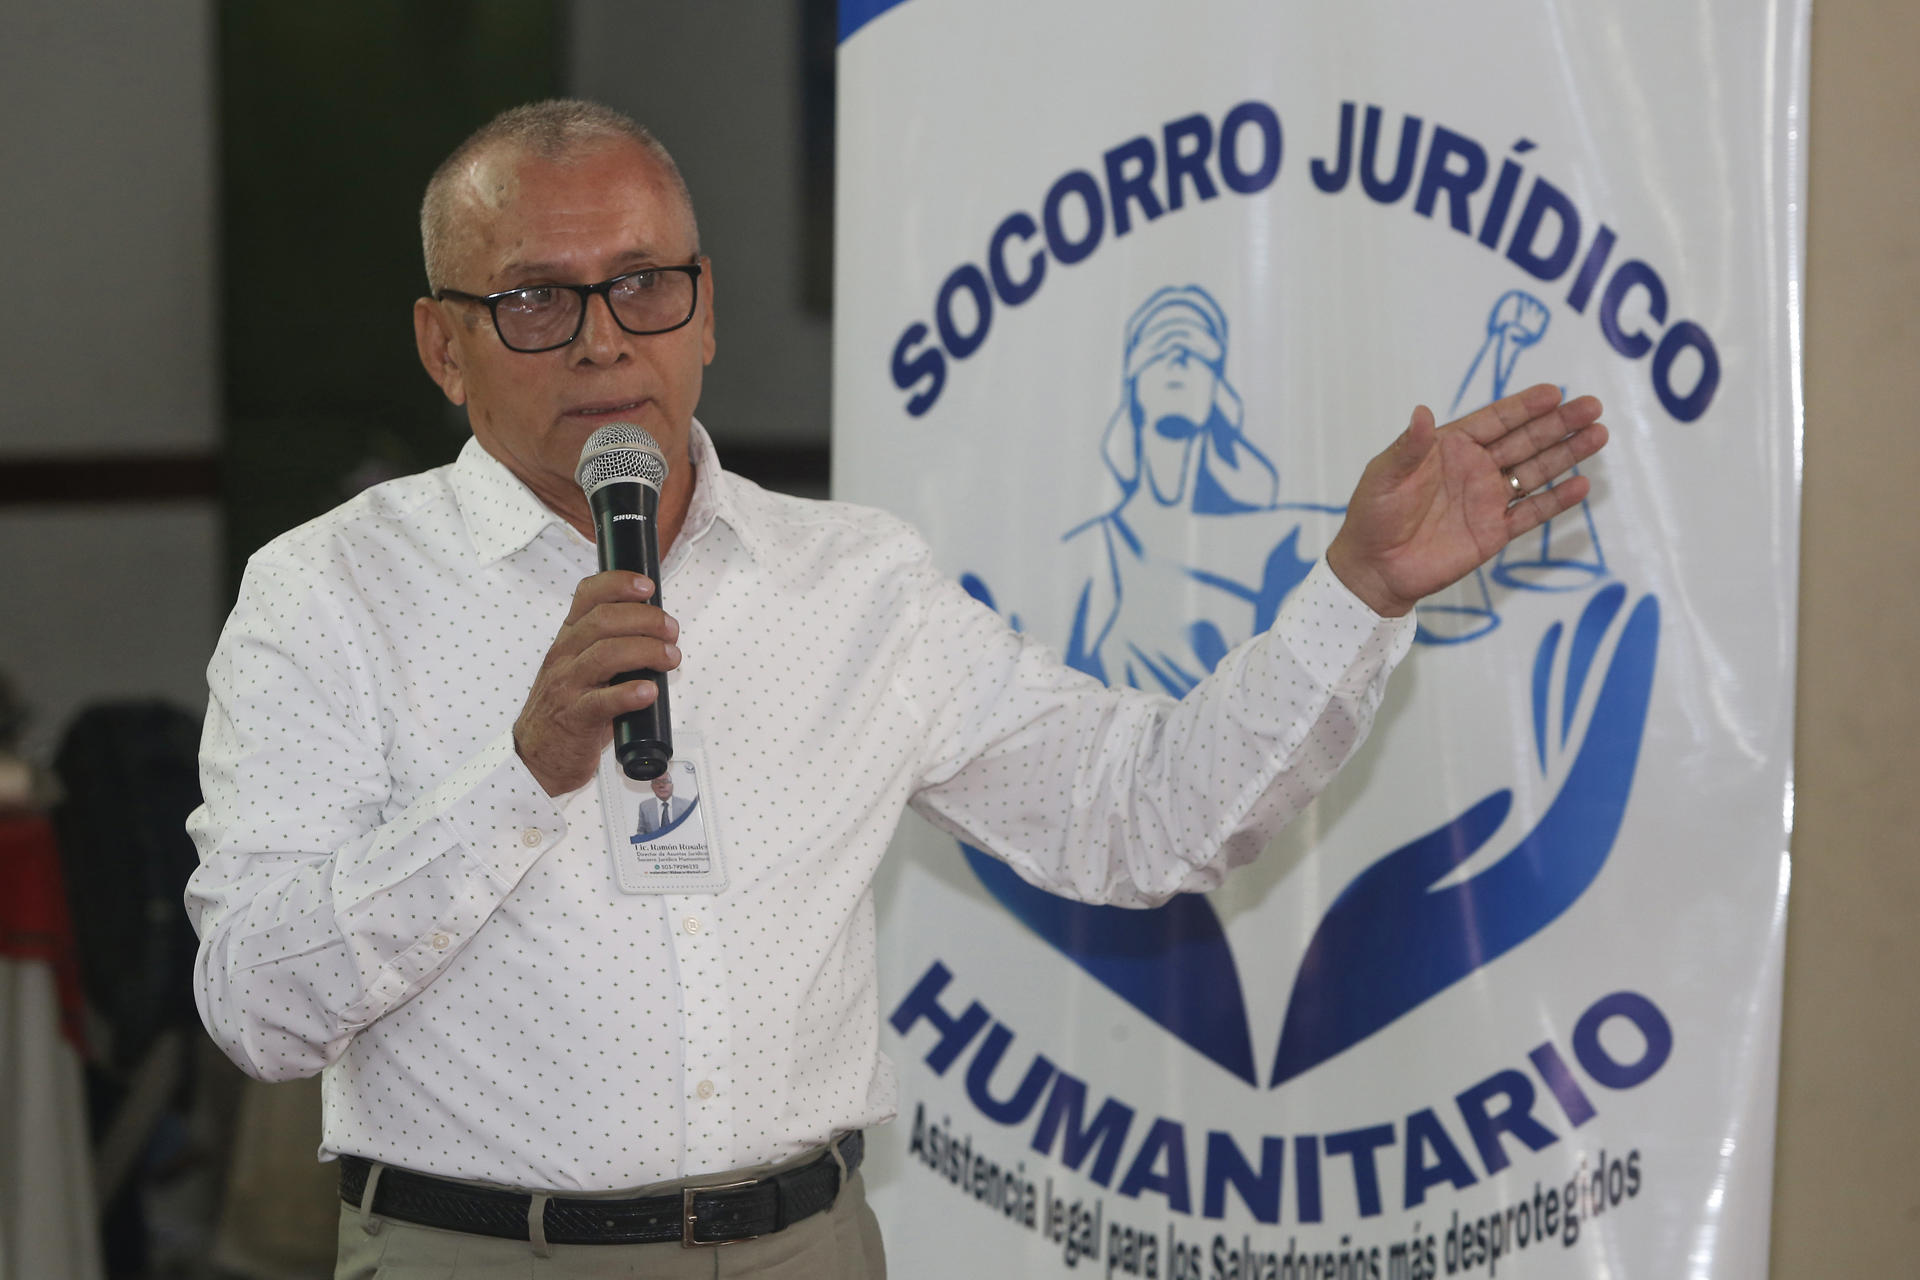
[185,421,1414,1192]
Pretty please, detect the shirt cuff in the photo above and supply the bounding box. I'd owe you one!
[1271,558,1418,697]
[436,731,570,890]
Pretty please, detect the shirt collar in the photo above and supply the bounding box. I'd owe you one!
[449,420,770,569]
[681,418,773,570]
[449,436,564,565]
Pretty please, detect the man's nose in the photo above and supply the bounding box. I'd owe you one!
[571,291,631,365]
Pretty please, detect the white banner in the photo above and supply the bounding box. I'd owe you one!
[833,2,1805,1276]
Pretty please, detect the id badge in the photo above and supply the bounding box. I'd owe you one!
[596,731,728,894]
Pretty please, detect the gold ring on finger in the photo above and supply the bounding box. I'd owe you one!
[1505,471,1524,497]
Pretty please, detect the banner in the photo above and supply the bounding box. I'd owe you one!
[833,2,1805,1275]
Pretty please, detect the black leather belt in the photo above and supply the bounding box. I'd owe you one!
[339,1131,862,1248]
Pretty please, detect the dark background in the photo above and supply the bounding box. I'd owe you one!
[219,1,566,590]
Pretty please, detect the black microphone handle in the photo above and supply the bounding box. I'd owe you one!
[589,479,672,780]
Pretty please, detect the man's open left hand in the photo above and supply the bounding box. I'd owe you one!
[1324,384,1610,618]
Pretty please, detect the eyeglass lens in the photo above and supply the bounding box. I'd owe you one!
[494,269,695,351]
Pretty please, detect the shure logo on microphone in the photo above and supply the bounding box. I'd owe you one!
[612,513,649,523]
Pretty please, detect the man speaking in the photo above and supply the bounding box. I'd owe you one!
[186,100,1608,1278]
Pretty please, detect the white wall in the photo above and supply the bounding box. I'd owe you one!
[0,1,220,758]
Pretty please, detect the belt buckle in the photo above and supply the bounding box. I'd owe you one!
[682,1178,760,1248]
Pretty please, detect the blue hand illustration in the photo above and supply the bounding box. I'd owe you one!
[953,277,1644,1092]
[958,569,1258,1083]
[960,844,1259,1084]
[1269,584,1659,1086]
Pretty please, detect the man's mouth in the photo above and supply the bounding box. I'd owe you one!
[565,399,648,420]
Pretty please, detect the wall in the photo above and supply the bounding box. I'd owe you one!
[1769,0,1920,1269]
[0,1,220,759]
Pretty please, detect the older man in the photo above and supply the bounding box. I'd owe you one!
[636,773,675,835]
[186,101,1606,1278]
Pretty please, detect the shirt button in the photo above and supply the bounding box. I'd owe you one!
[695,1080,715,1100]
[682,915,703,935]
[521,827,543,848]
[430,933,450,950]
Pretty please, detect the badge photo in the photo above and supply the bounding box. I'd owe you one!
[597,733,728,894]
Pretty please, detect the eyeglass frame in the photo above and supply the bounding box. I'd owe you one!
[433,262,705,354]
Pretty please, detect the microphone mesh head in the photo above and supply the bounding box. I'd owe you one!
[575,424,668,494]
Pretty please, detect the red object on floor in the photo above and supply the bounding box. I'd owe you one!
[1,812,89,1054]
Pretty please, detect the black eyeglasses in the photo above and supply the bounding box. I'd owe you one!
[435,263,703,354]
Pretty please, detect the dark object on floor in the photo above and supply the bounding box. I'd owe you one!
[53,700,208,1276]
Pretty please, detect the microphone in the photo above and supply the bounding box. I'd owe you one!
[575,424,672,780]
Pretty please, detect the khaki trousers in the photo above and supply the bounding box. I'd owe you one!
[334,1152,886,1279]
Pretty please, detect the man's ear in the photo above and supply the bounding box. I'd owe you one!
[413,297,468,405]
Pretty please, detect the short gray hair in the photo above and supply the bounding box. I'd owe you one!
[420,99,698,291]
